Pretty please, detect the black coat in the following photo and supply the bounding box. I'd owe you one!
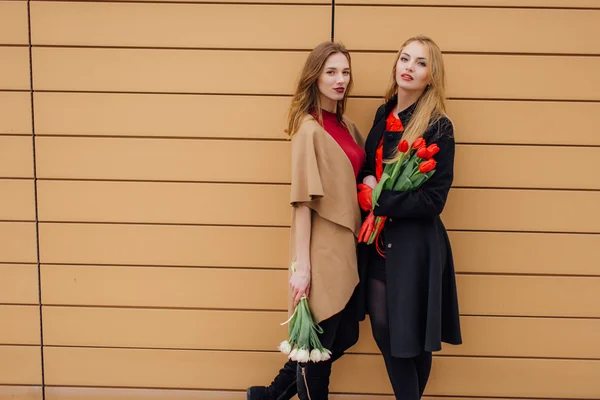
[357,97,462,358]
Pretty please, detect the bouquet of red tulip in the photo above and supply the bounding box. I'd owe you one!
[358,137,439,254]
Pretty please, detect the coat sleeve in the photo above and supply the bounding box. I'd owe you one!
[374,119,455,218]
[290,126,324,206]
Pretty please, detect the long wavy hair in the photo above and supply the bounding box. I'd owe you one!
[385,35,447,155]
[286,42,353,137]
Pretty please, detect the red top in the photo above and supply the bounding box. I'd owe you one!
[320,110,365,178]
[375,111,404,180]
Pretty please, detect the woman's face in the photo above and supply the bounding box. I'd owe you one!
[395,41,431,93]
[317,52,350,111]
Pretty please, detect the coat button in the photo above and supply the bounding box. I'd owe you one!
[387,243,392,249]
[389,218,393,222]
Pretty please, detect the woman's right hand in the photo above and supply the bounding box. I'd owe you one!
[290,260,311,307]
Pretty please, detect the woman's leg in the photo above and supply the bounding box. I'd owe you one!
[414,350,432,397]
[368,278,431,399]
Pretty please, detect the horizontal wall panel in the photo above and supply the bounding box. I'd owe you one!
[347,98,600,146]
[0,386,42,400]
[35,138,600,190]
[37,182,600,233]
[0,180,35,221]
[35,138,291,183]
[41,387,580,400]
[38,223,288,268]
[37,181,290,226]
[0,223,37,263]
[0,345,42,385]
[31,3,329,49]
[352,53,600,100]
[41,265,598,317]
[0,92,32,135]
[0,264,39,304]
[44,307,600,359]
[0,47,30,90]
[0,305,40,345]
[33,48,305,94]
[0,136,33,178]
[43,348,600,398]
[443,188,600,233]
[338,0,600,6]
[458,275,600,318]
[42,307,286,350]
[0,2,28,45]
[40,266,288,310]
[38,49,600,100]
[34,93,289,139]
[449,231,600,276]
[437,316,600,359]
[454,145,600,190]
[337,7,600,54]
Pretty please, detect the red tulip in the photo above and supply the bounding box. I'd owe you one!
[358,212,375,243]
[419,159,437,173]
[397,139,409,153]
[416,147,430,159]
[412,138,426,150]
[427,144,440,158]
[357,183,373,211]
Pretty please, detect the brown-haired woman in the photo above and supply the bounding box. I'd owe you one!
[358,35,462,399]
[247,41,365,400]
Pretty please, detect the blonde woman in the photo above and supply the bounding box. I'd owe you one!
[247,41,365,400]
[359,36,462,399]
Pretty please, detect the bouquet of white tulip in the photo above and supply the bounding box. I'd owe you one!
[278,263,331,363]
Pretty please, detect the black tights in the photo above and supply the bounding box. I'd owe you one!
[368,278,432,400]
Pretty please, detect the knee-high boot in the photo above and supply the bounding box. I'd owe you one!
[296,360,333,400]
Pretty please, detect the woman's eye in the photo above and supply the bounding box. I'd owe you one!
[327,71,335,75]
[343,71,350,75]
[400,57,408,62]
[418,62,427,67]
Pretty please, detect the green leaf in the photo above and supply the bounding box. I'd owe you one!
[372,174,390,207]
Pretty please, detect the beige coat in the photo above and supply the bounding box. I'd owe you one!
[288,114,364,323]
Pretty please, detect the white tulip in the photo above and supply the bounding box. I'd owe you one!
[296,348,310,363]
[289,348,298,361]
[278,340,292,355]
[309,349,322,362]
[320,349,331,361]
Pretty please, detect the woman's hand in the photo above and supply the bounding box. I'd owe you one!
[363,175,377,189]
[290,260,311,307]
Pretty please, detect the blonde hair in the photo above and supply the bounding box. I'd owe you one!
[286,42,353,137]
[385,35,447,157]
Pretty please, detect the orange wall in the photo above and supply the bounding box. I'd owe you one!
[1,1,599,399]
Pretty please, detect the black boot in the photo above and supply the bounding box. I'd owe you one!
[247,360,298,400]
[296,360,333,400]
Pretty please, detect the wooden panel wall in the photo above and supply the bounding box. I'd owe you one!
[2,0,599,399]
